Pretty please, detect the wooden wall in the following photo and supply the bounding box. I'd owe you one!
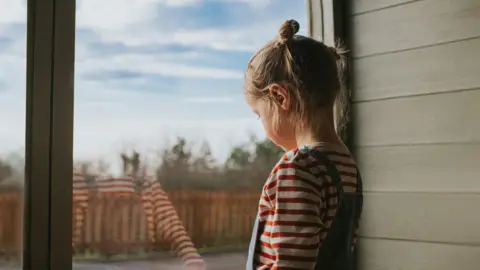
[349,0,480,269]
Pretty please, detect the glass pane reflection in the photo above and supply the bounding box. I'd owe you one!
[0,1,27,269]
[73,1,306,269]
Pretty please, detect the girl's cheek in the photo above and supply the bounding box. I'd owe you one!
[260,119,274,139]
[267,125,281,143]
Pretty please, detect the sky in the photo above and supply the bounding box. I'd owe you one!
[0,0,307,173]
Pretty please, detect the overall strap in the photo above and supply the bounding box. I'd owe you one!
[309,148,363,227]
[308,149,344,195]
[305,148,360,270]
[245,213,261,270]
[353,166,363,228]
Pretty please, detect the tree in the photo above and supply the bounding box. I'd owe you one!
[225,146,252,170]
[121,151,141,176]
[222,136,284,190]
[0,159,12,183]
[252,138,284,167]
[192,141,216,172]
[166,137,191,169]
[63,135,285,191]
[157,137,193,190]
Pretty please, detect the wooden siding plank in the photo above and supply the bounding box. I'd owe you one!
[353,89,480,146]
[351,0,417,15]
[351,0,480,57]
[360,193,480,245]
[356,144,480,192]
[353,38,480,101]
[358,238,480,270]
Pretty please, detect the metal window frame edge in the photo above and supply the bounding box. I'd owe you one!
[307,1,358,267]
[50,0,76,268]
[307,0,354,151]
[24,0,75,269]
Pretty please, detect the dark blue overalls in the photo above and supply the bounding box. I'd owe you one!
[246,148,363,270]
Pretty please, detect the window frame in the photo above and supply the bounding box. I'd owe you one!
[307,0,354,149]
[307,1,358,269]
[23,0,75,269]
[22,1,352,268]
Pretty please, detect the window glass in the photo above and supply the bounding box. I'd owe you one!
[73,1,306,269]
[0,1,27,269]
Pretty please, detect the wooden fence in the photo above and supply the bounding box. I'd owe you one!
[0,191,22,261]
[0,189,259,261]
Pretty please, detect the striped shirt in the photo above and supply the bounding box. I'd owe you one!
[254,143,359,269]
[72,170,204,267]
[141,180,204,265]
[72,171,89,246]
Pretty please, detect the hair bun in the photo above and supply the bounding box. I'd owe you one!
[279,19,300,42]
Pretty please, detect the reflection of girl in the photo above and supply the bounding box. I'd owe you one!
[72,166,205,270]
[141,177,206,270]
[72,170,89,248]
[244,20,363,269]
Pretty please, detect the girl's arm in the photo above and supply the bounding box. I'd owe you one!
[148,182,205,268]
[262,161,323,269]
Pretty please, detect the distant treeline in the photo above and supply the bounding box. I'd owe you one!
[0,136,283,191]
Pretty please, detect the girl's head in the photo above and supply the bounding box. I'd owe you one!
[244,19,346,150]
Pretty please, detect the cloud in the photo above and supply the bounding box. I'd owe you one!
[72,116,264,168]
[76,0,307,52]
[165,0,272,8]
[183,96,235,104]
[0,0,26,24]
[0,0,307,170]
[171,28,260,52]
[75,0,270,30]
[76,0,158,30]
[78,53,243,80]
[88,19,305,53]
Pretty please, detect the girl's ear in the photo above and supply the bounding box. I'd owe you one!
[268,84,290,111]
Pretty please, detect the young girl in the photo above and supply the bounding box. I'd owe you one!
[244,19,363,270]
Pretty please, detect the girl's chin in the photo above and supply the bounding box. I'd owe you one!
[272,141,293,152]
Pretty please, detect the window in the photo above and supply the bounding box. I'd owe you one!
[72,0,306,269]
[0,1,313,269]
[0,1,26,268]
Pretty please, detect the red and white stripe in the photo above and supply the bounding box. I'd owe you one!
[254,143,360,269]
[142,181,204,267]
[73,171,89,206]
[71,170,204,266]
[96,175,136,195]
[72,170,89,246]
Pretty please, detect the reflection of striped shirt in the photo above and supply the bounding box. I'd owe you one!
[96,176,136,194]
[73,172,89,206]
[72,172,89,246]
[254,143,359,270]
[142,180,204,265]
[71,172,204,267]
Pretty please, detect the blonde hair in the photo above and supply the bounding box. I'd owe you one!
[244,19,347,134]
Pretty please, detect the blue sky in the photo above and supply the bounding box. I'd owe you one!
[0,0,307,173]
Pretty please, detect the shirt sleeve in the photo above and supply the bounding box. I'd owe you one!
[149,182,205,267]
[265,161,324,270]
